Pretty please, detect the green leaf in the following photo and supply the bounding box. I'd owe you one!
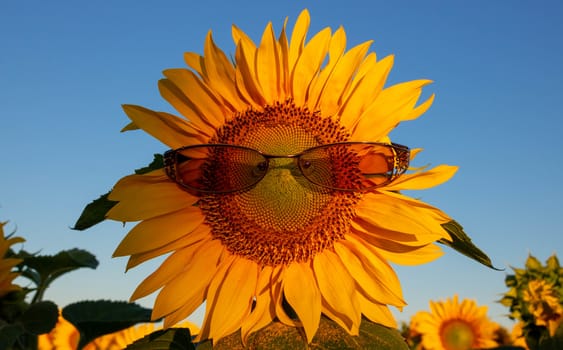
[72,154,164,231]
[16,249,98,303]
[72,192,117,231]
[19,301,58,335]
[62,300,154,350]
[21,249,98,288]
[124,328,194,350]
[134,154,164,174]
[439,220,499,270]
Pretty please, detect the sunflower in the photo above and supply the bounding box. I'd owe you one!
[410,295,499,350]
[39,311,199,349]
[0,221,24,298]
[107,9,458,343]
[523,279,562,337]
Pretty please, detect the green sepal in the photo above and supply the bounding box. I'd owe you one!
[545,254,560,271]
[124,328,195,350]
[505,275,517,287]
[62,300,154,350]
[201,316,409,350]
[73,154,164,231]
[439,220,499,270]
[134,154,164,175]
[72,192,117,231]
[525,255,543,271]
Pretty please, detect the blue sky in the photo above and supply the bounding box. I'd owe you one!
[1,0,562,329]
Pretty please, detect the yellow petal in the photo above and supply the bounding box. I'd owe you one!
[122,105,208,148]
[240,290,275,345]
[158,79,216,137]
[385,164,458,191]
[272,266,301,328]
[410,147,423,160]
[113,206,204,257]
[162,288,206,328]
[232,24,263,106]
[202,32,245,111]
[291,27,332,106]
[255,265,273,296]
[307,26,346,110]
[234,43,265,108]
[288,9,310,72]
[317,41,373,117]
[352,221,434,254]
[351,80,433,141]
[107,170,197,222]
[120,120,139,132]
[163,69,226,126]
[256,22,281,104]
[125,224,210,270]
[201,256,258,342]
[355,192,449,242]
[232,24,257,49]
[380,190,453,225]
[284,262,321,343]
[321,298,360,336]
[152,240,223,319]
[277,19,290,99]
[313,250,361,334]
[339,55,394,129]
[353,52,378,81]
[130,243,201,301]
[357,293,397,328]
[374,240,444,266]
[334,241,404,307]
[351,217,418,244]
[183,52,204,76]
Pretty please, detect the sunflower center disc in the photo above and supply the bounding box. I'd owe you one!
[440,320,476,350]
[199,100,361,266]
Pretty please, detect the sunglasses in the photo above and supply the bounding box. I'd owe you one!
[164,142,410,193]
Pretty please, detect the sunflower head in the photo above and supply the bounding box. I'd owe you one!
[410,295,499,350]
[500,254,563,341]
[103,9,464,345]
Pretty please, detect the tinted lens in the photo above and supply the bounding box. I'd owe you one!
[299,143,406,190]
[171,145,268,192]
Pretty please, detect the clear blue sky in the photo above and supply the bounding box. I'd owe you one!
[1,0,562,329]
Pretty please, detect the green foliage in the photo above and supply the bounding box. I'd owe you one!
[72,154,164,231]
[62,300,154,350]
[125,328,195,350]
[440,220,498,269]
[133,154,164,175]
[0,292,58,350]
[16,248,98,303]
[19,301,59,335]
